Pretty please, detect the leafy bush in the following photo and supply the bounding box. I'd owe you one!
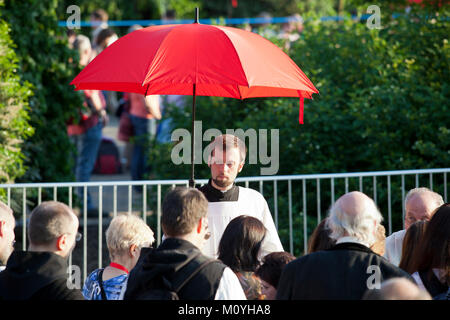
[0,1,33,204]
[1,0,83,183]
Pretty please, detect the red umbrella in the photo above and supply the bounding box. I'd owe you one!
[71,9,318,186]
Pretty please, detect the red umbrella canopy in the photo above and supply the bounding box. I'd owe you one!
[70,23,318,122]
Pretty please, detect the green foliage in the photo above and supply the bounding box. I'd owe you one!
[0,2,33,196]
[1,0,83,183]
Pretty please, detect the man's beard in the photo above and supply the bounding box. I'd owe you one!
[213,177,234,188]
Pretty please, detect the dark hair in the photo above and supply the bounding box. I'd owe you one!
[162,187,208,237]
[255,251,296,288]
[96,28,116,47]
[415,203,450,285]
[28,201,75,245]
[218,215,266,272]
[307,218,336,253]
[399,220,428,274]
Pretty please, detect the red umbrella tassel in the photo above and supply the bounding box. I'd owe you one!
[299,96,304,124]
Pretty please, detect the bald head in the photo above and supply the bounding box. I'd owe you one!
[379,278,431,300]
[327,192,383,246]
[404,188,443,229]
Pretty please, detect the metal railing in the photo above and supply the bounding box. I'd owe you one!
[1,168,448,282]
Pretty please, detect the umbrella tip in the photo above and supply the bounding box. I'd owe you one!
[194,7,199,23]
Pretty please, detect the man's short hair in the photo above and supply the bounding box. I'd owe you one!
[162,188,208,237]
[327,193,383,246]
[208,134,247,164]
[404,187,444,208]
[28,201,76,246]
[106,213,154,259]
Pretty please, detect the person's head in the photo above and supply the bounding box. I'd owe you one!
[370,223,386,256]
[72,34,92,67]
[363,278,432,300]
[404,187,444,229]
[255,251,296,300]
[218,215,266,273]
[399,220,428,274]
[307,218,336,253]
[0,201,15,265]
[415,203,450,285]
[327,191,383,247]
[207,134,246,190]
[106,213,154,270]
[96,28,118,51]
[90,9,108,25]
[162,187,209,248]
[28,201,79,258]
[127,24,143,34]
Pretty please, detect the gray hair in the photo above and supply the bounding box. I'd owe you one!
[106,213,154,259]
[327,193,383,246]
[404,187,444,208]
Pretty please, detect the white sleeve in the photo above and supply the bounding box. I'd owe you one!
[214,267,247,300]
[259,197,284,258]
[384,230,405,266]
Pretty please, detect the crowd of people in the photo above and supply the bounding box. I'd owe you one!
[0,134,448,300]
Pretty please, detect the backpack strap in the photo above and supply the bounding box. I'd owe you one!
[173,259,220,294]
[98,268,108,300]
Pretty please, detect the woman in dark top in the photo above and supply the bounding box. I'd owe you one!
[218,215,266,300]
[411,203,449,299]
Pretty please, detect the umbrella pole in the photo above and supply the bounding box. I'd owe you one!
[189,84,197,188]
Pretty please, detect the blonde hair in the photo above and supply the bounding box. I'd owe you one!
[106,213,154,259]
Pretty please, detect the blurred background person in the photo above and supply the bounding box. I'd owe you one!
[83,213,154,300]
[0,201,15,271]
[95,28,119,115]
[128,93,161,186]
[410,203,449,299]
[90,8,109,55]
[218,215,266,300]
[67,35,108,216]
[255,251,296,300]
[398,220,428,274]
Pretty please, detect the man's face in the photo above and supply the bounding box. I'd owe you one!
[404,193,438,229]
[209,147,244,190]
[0,211,16,264]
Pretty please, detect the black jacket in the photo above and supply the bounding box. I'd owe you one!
[0,251,84,300]
[277,242,413,300]
[124,238,226,300]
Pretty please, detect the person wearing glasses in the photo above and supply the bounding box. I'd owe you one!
[0,201,15,272]
[0,201,83,300]
[384,187,444,266]
[82,213,154,300]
